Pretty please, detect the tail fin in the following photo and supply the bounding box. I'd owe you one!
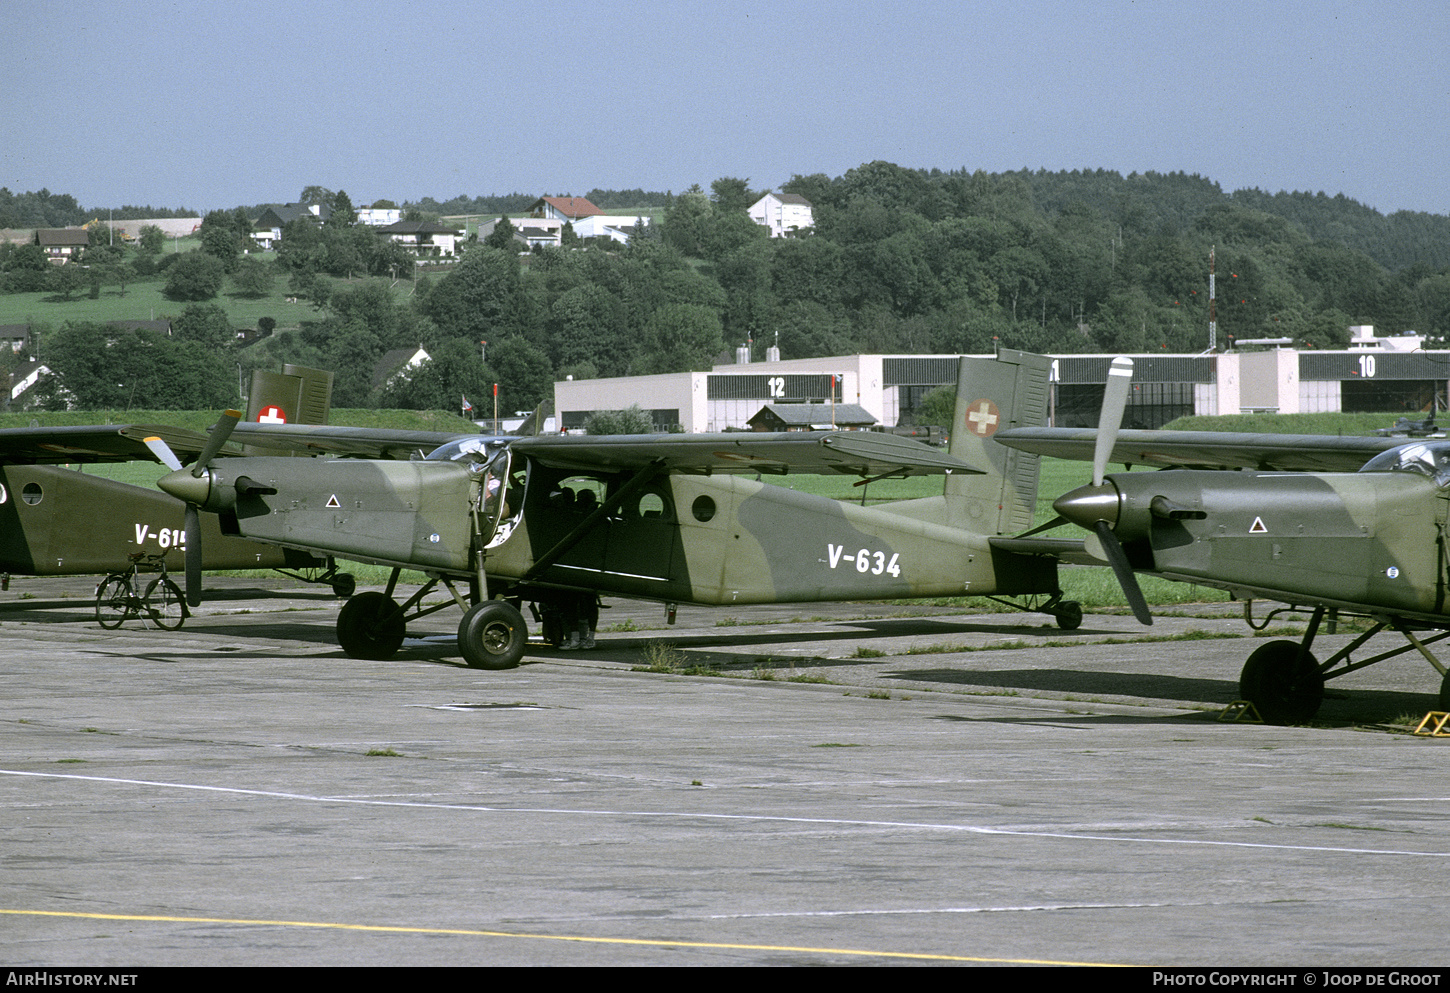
[243,364,336,454]
[944,348,1051,535]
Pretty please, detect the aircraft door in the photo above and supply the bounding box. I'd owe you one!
[474,448,513,547]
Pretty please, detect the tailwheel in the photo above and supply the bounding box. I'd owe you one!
[331,573,356,599]
[1239,640,1324,725]
[1053,600,1083,631]
[336,591,405,660]
[459,601,527,670]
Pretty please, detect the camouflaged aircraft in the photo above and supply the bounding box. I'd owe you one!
[0,365,350,594]
[149,348,1086,670]
[997,357,1450,724]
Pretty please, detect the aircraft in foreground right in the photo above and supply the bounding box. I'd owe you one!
[997,357,1450,724]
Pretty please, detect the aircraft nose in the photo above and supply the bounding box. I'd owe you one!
[1053,482,1121,529]
[158,467,212,506]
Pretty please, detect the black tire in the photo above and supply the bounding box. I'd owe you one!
[1438,670,1450,712]
[458,601,527,670]
[1239,640,1324,725]
[143,577,186,630]
[96,575,131,629]
[336,592,405,660]
[331,573,356,599]
[1054,600,1083,631]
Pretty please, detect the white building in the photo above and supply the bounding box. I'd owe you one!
[748,192,814,237]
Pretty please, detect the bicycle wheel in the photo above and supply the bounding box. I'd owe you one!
[96,574,132,629]
[143,577,186,630]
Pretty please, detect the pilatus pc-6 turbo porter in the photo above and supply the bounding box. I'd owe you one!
[0,365,348,592]
[998,357,1450,724]
[153,349,1085,670]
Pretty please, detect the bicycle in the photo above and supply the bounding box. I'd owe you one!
[95,552,187,630]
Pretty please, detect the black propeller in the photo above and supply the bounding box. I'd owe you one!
[1052,357,1153,625]
[149,410,242,607]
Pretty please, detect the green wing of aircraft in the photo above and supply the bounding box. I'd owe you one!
[994,426,1402,472]
[0,424,211,465]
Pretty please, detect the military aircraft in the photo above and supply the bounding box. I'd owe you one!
[147,348,1086,670]
[0,365,349,593]
[997,357,1450,724]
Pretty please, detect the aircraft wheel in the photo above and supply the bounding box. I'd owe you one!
[1239,640,1323,725]
[331,573,356,599]
[144,577,186,630]
[1439,670,1450,712]
[1054,600,1083,631]
[95,575,130,629]
[337,592,405,660]
[459,601,527,670]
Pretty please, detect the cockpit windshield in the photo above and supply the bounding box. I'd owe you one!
[426,437,509,468]
[1360,440,1450,487]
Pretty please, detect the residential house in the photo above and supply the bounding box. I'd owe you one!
[0,324,31,354]
[7,360,62,407]
[372,346,431,392]
[748,193,814,238]
[478,216,563,250]
[356,205,403,227]
[378,221,460,257]
[251,202,334,249]
[528,196,604,224]
[34,228,91,264]
[571,214,651,244]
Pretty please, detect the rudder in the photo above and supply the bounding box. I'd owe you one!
[944,348,1051,535]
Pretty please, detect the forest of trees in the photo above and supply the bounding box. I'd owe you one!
[5,165,1450,413]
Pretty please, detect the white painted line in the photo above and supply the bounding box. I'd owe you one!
[4,767,1447,859]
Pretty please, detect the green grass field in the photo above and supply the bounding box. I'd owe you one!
[0,261,414,333]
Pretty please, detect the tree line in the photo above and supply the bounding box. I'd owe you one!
[4,166,1450,414]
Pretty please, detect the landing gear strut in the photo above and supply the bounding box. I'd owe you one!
[1236,604,1450,724]
[333,568,529,670]
[984,592,1082,630]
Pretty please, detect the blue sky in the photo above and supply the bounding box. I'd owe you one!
[4,0,1447,216]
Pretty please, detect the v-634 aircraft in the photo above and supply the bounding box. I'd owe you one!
[143,349,1086,670]
[998,357,1450,724]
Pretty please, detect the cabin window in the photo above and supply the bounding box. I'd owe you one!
[21,482,42,505]
[691,495,716,522]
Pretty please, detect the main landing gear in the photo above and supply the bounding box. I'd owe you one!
[1237,604,1450,724]
[333,569,528,670]
[983,592,1083,630]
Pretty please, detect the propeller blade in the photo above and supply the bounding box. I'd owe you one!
[192,409,243,477]
[1092,357,1134,486]
[142,436,184,472]
[1094,520,1152,625]
[184,503,203,607]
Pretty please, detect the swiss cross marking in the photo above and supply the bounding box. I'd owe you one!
[965,399,1000,437]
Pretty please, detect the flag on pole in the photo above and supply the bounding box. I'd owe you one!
[462,395,473,413]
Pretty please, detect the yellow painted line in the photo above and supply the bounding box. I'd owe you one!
[1,908,1133,966]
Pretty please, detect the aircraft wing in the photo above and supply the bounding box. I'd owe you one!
[510,431,979,477]
[228,423,474,460]
[994,427,1404,473]
[0,424,210,465]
